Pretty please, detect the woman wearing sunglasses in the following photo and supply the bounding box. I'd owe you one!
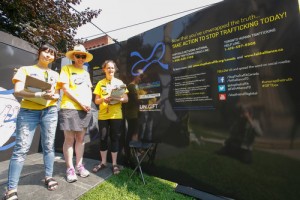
[58,44,93,183]
[3,43,60,200]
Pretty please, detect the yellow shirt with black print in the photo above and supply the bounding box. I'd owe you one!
[58,65,92,110]
[12,65,59,110]
[93,78,128,120]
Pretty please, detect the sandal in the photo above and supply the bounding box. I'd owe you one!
[45,177,58,191]
[2,191,18,200]
[92,163,107,173]
[112,165,121,175]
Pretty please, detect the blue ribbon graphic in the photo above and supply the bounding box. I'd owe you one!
[130,42,168,76]
[0,89,14,95]
[0,133,16,151]
[0,89,17,151]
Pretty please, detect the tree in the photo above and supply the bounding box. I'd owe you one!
[0,0,101,53]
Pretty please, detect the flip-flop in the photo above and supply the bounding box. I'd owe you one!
[92,163,107,173]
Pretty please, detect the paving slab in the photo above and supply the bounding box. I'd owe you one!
[0,153,112,200]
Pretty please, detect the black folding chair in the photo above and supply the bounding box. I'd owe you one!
[128,141,155,184]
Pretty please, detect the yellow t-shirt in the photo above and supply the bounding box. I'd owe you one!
[58,65,92,110]
[12,65,59,110]
[93,78,128,120]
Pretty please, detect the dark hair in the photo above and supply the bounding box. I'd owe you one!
[102,60,118,71]
[237,105,254,118]
[38,43,58,60]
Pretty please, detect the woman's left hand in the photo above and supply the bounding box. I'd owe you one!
[82,105,91,112]
[78,101,91,112]
[42,93,54,100]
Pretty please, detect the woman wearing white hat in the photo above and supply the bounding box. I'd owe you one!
[58,44,93,183]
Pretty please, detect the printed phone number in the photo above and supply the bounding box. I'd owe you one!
[224,41,256,51]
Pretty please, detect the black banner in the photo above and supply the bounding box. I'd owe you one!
[58,0,300,199]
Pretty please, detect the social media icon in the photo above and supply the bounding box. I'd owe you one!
[219,93,226,101]
[218,76,225,83]
[218,85,226,92]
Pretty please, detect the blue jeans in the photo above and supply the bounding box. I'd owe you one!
[7,106,58,190]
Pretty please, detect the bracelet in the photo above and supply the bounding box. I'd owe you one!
[52,94,60,99]
[34,92,43,97]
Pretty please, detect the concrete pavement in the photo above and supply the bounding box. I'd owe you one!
[0,153,112,200]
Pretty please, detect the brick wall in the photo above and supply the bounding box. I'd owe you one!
[83,35,114,49]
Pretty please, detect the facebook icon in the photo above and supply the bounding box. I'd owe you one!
[218,76,225,84]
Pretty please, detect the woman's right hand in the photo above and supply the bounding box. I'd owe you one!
[103,97,111,104]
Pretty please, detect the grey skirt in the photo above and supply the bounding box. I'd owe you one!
[59,109,92,131]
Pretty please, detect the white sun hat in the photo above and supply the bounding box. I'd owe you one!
[65,44,93,62]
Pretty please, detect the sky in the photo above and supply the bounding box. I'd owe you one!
[74,0,223,42]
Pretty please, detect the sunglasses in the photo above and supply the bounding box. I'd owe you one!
[74,54,87,59]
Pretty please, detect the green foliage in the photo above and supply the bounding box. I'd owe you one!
[80,168,195,200]
[0,0,101,52]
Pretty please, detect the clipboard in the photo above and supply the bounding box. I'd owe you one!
[25,75,52,91]
[24,75,52,105]
[109,84,127,105]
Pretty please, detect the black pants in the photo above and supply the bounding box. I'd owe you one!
[98,119,122,152]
